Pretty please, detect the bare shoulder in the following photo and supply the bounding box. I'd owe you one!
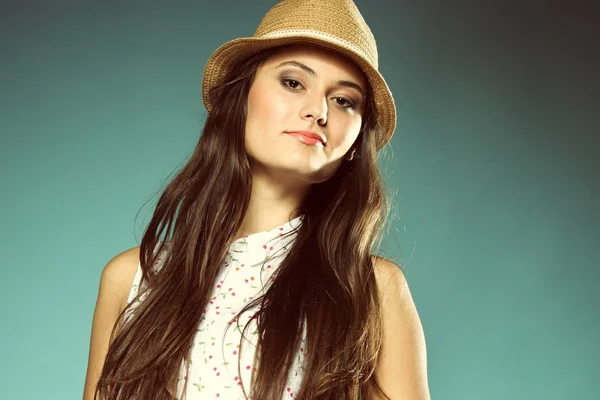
[371,255,408,297]
[101,246,141,313]
[369,255,431,399]
[82,246,141,400]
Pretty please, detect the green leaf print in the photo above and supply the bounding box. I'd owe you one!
[192,383,205,392]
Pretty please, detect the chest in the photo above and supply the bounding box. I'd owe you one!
[177,250,307,399]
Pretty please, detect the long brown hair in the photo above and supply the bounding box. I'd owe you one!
[96,44,396,400]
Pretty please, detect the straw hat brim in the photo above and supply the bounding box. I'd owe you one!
[201,33,396,151]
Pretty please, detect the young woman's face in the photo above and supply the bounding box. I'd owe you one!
[245,44,368,184]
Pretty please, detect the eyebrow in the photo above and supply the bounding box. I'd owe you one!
[276,60,366,100]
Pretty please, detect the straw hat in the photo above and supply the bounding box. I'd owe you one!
[201,0,397,151]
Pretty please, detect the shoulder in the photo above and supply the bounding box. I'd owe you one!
[82,246,140,400]
[371,255,407,295]
[371,256,415,321]
[369,255,431,399]
[372,256,415,311]
[101,246,141,314]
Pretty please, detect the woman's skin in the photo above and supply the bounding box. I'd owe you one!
[235,44,368,240]
[82,44,430,400]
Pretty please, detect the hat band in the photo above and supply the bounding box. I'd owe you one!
[258,29,377,69]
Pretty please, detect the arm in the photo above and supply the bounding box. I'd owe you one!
[370,257,431,400]
[82,247,140,400]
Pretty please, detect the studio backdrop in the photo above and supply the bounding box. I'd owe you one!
[0,1,598,399]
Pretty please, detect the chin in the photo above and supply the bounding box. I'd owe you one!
[286,163,340,184]
[250,149,341,183]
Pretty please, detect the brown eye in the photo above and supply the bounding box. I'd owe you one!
[282,78,356,110]
[281,78,303,90]
[334,97,355,109]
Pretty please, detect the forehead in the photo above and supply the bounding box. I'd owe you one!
[263,44,368,89]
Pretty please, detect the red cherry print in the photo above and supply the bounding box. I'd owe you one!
[216,372,220,376]
[262,245,267,249]
[234,376,239,381]
[267,265,271,269]
[217,285,221,288]
[216,306,219,309]
[244,279,248,283]
[216,394,219,398]
[246,365,251,370]
[209,355,213,359]
[228,287,232,291]
[213,367,217,371]
[233,350,238,355]
[232,292,236,296]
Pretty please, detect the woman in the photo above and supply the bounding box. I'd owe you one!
[83,0,430,399]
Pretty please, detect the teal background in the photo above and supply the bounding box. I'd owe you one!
[1,1,598,399]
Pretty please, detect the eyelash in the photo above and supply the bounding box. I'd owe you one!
[280,78,356,109]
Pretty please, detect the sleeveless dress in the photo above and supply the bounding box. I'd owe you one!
[125,215,307,399]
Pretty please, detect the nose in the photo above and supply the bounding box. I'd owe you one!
[301,94,328,125]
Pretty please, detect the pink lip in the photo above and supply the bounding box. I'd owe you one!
[286,131,326,145]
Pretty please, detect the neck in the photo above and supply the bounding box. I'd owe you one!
[233,173,308,241]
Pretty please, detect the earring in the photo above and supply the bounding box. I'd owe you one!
[346,148,357,161]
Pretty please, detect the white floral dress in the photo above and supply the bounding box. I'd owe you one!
[125,215,307,399]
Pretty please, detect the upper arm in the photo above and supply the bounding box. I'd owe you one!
[82,246,140,400]
[370,257,431,400]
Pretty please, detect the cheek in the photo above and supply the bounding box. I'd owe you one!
[246,85,288,139]
[333,117,363,151]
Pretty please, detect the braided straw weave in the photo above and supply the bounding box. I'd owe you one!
[201,0,397,151]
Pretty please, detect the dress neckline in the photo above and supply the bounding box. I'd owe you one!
[228,214,305,251]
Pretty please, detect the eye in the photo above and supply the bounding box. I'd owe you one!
[281,78,304,90]
[281,78,356,110]
[333,97,356,109]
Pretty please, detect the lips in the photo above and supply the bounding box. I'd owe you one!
[286,130,326,145]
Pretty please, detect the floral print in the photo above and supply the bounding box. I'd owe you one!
[125,215,306,399]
